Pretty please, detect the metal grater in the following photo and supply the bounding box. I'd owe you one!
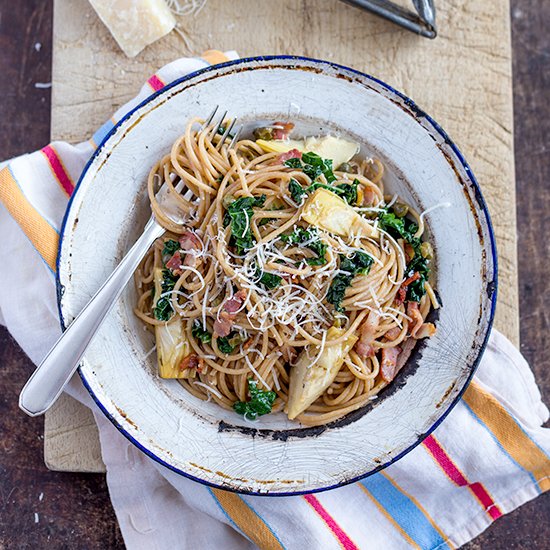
[340,0,437,38]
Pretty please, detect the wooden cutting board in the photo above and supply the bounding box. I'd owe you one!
[45,0,518,472]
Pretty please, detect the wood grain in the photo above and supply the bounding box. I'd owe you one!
[0,5,122,542]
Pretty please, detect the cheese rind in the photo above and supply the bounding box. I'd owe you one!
[89,0,176,58]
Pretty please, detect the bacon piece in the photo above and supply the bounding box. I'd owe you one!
[355,311,380,358]
[214,311,233,337]
[362,187,378,207]
[356,343,375,358]
[179,354,200,371]
[213,290,248,336]
[385,326,402,341]
[272,121,295,140]
[380,346,402,382]
[183,254,197,268]
[165,251,182,272]
[278,148,302,163]
[179,230,202,251]
[394,272,421,306]
[414,322,436,340]
[407,301,424,337]
[223,289,247,314]
[177,230,202,268]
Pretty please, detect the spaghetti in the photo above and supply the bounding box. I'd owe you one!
[134,117,438,426]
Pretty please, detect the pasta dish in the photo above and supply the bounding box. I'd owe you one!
[134,117,438,426]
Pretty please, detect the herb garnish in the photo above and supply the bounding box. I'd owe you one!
[153,269,179,321]
[192,321,212,344]
[326,251,374,312]
[377,209,430,302]
[233,379,276,420]
[224,195,267,255]
[281,226,328,266]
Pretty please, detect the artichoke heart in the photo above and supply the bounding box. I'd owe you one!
[256,135,359,168]
[256,138,305,154]
[153,268,191,378]
[301,188,378,239]
[286,327,358,420]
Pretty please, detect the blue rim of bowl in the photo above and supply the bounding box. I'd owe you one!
[55,55,498,496]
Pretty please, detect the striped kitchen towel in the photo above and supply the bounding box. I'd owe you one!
[0,51,548,550]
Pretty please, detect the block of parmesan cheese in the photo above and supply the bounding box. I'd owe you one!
[89,0,176,58]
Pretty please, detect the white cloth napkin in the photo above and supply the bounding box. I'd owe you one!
[1,52,549,550]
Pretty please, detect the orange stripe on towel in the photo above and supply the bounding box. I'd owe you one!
[0,166,59,271]
[463,382,550,492]
[210,489,284,550]
[201,50,230,65]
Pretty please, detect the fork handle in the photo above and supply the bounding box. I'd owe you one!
[19,218,165,417]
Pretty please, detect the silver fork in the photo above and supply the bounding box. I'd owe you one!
[19,108,238,417]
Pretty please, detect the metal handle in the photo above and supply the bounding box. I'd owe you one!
[19,218,165,417]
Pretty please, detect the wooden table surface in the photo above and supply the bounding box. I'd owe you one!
[0,0,548,548]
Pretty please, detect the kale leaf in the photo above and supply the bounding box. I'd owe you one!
[289,178,307,204]
[335,180,359,205]
[225,195,266,255]
[233,379,276,420]
[217,331,250,354]
[377,208,431,302]
[258,271,282,290]
[340,250,373,276]
[281,226,328,266]
[327,252,374,312]
[284,157,302,169]
[284,152,336,183]
[153,269,179,321]
[301,152,336,183]
[162,239,180,257]
[288,178,359,207]
[217,334,236,354]
[192,321,212,344]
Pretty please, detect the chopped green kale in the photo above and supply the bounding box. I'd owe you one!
[225,195,266,255]
[377,208,431,302]
[281,226,328,266]
[326,252,374,312]
[162,239,180,257]
[153,269,179,321]
[192,321,212,344]
[258,271,282,290]
[233,379,276,420]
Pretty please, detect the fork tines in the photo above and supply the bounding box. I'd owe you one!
[200,106,241,150]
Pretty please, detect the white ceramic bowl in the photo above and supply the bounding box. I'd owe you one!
[57,56,497,495]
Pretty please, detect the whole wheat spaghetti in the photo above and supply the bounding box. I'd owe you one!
[134,117,438,426]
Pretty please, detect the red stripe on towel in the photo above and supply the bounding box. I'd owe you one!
[148,74,165,91]
[303,494,359,550]
[424,435,502,520]
[41,145,75,196]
